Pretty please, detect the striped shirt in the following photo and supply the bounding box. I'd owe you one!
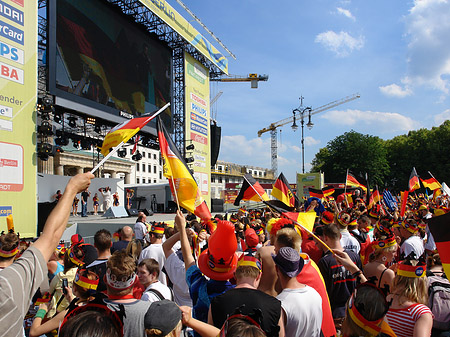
[0,247,46,337]
[386,303,433,337]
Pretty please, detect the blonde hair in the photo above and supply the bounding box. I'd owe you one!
[275,228,302,252]
[235,265,260,280]
[145,320,182,337]
[392,261,428,305]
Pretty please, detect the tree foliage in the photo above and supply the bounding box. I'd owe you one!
[311,121,450,192]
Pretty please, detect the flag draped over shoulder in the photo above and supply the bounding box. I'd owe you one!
[346,171,367,192]
[157,117,211,221]
[427,212,450,277]
[408,167,420,192]
[272,172,299,208]
[234,174,269,206]
[420,172,442,191]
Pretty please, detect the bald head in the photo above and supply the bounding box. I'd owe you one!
[121,226,133,240]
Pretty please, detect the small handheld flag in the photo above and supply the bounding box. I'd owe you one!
[408,167,420,192]
[234,174,270,206]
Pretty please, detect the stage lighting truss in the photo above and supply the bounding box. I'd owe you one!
[38,120,53,136]
[68,116,77,128]
[132,151,143,161]
[80,138,92,150]
[117,148,127,158]
[37,142,53,161]
[185,157,194,164]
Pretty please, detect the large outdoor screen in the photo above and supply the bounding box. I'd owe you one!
[48,0,172,129]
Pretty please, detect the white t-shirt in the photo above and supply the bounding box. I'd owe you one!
[401,235,424,258]
[134,222,147,240]
[164,253,192,307]
[340,230,360,254]
[276,285,323,337]
[141,281,172,302]
[138,243,167,285]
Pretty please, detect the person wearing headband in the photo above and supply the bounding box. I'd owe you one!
[29,268,99,337]
[385,259,433,337]
[0,232,19,270]
[138,223,167,285]
[104,250,151,337]
[397,218,425,258]
[363,231,397,291]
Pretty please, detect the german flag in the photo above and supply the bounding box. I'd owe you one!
[234,174,270,206]
[427,211,450,277]
[420,172,442,191]
[346,171,367,192]
[408,167,421,192]
[272,172,299,208]
[157,117,211,221]
[308,188,324,199]
[368,189,381,209]
[323,187,335,197]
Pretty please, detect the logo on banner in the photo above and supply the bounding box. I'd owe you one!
[0,61,23,84]
[9,0,23,7]
[191,122,207,136]
[0,41,24,64]
[190,102,207,117]
[0,19,24,45]
[0,1,24,25]
[191,132,207,145]
[190,112,207,126]
[190,93,206,107]
[0,206,12,216]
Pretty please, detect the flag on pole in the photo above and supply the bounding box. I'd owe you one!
[420,172,442,191]
[427,212,450,277]
[322,186,335,197]
[132,135,140,155]
[100,103,169,156]
[346,171,367,192]
[157,117,211,221]
[234,174,270,206]
[368,189,381,208]
[400,191,409,217]
[308,188,324,199]
[272,172,299,208]
[408,167,421,192]
[283,211,316,232]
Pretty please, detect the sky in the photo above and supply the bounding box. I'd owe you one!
[169,0,450,182]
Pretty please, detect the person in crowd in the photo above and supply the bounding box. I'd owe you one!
[104,250,151,337]
[336,211,361,254]
[71,233,84,246]
[29,268,99,337]
[86,229,112,293]
[385,258,433,337]
[0,172,93,337]
[397,218,425,258]
[113,191,120,206]
[0,231,20,270]
[112,225,134,253]
[274,247,322,337]
[47,243,65,282]
[426,253,445,278]
[362,229,397,291]
[139,223,167,285]
[138,258,173,302]
[174,210,236,327]
[93,192,100,215]
[135,213,148,246]
[209,254,284,337]
[316,223,362,328]
[72,195,79,216]
[80,188,91,217]
[144,300,183,337]
[126,189,134,210]
[52,189,63,202]
[126,238,143,263]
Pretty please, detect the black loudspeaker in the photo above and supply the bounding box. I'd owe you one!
[102,206,128,218]
[142,208,154,216]
[211,199,224,212]
[127,208,139,216]
[38,202,57,234]
[210,122,221,167]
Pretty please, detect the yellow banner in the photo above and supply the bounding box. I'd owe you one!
[296,172,324,200]
[139,0,228,74]
[184,52,211,210]
[0,0,37,237]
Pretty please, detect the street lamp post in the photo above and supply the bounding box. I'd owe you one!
[292,107,313,174]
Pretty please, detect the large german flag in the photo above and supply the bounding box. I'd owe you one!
[420,172,442,191]
[234,174,270,206]
[427,212,450,277]
[346,171,367,192]
[272,172,299,208]
[408,167,421,192]
[157,117,211,221]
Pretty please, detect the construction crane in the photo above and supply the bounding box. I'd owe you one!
[210,74,269,88]
[257,93,360,175]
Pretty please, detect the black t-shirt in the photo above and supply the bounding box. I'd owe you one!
[81,191,89,202]
[111,240,130,253]
[211,287,281,337]
[318,249,362,319]
[86,259,108,293]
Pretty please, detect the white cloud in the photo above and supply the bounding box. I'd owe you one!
[379,83,413,97]
[337,7,355,21]
[315,31,364,57]
[403,0,450,93]
[434,109,450,125]
[304,136,320,146]
[321,109,419,132]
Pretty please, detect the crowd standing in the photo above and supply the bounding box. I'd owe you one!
[0,173,449,337]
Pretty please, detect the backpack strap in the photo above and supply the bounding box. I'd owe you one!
[146,288,165,301]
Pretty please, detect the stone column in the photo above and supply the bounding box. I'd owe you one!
[54,164,64,176]
[110,171,117,178]
[76,166,83,175]
[125,172,131,184]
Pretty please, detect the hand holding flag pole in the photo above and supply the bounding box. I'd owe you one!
[91,102,170,174]
[241,175,335,254]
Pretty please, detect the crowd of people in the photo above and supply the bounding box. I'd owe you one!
[1,173,450,337]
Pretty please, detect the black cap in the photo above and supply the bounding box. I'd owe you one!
[144,300,181,335]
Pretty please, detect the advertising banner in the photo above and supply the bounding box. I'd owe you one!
[296,172,324,200]
[184,52,211,209]
[139,0,228,74]
[0,0,37,236]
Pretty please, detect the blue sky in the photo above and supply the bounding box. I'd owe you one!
[170,0,450,182]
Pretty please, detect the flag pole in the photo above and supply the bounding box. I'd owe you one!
[92,103,170,174]
[243,175,335,254]
[344,169,350,207]
[91,141,124,174]
[170,176,181,212]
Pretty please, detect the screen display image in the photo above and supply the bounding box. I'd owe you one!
[49,0,172,127]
